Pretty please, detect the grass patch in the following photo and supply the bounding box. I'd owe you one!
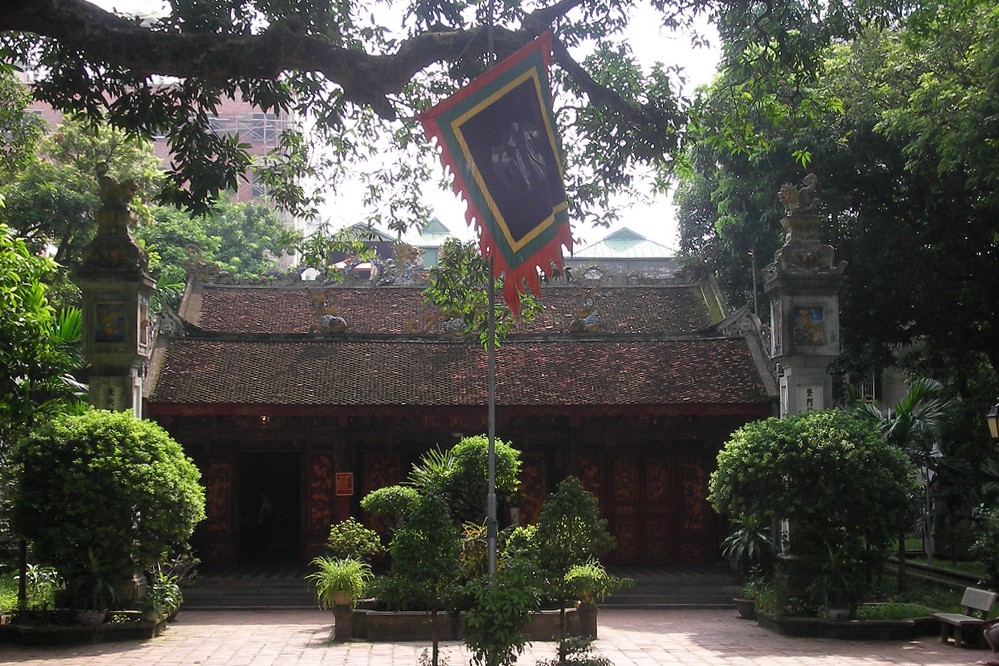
[917,559,987,577]
[855,602,936,621]
[869,576,966,614]
[1,573,18,611]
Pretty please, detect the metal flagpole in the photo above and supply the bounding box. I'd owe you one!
[485,0,498,581]
[487,256,497,577]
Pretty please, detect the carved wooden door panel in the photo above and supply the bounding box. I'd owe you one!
[605,452,671,564]
[672,449,716,563]
[604,448,716,565]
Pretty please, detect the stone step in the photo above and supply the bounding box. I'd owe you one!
[181,563,739,610]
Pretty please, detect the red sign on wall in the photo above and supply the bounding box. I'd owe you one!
[335,473,354,497]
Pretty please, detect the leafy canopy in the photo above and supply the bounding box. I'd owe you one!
[709,410,920,560]
[0,224,82,460]
[2,0,905,227]
[675,0,999,376]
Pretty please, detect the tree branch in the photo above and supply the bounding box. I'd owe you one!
[2,0,586,119]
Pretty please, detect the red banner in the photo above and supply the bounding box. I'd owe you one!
[418,31,573,315]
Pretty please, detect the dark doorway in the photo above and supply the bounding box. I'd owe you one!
[238,452,301,564]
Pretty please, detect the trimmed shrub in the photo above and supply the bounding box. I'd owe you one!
[325,517,383,561]
[443,435,521,524]
[709,410,920,609]
[360,484,419,524]
[13,410,206,581]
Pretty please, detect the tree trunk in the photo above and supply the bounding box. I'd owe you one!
[896,526,907,594]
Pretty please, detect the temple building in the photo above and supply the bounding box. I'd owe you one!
[143,260,777,566]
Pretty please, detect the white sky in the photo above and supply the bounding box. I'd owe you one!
[88,0,719,250]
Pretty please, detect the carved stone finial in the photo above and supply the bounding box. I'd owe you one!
[79,175,148,275]
[98,174,138,212]
[779,173,821,217]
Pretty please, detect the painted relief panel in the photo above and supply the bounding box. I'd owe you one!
[204,456,232,536]
[646,519,671,560]
[679,458,708,532]
[95,301,127,343]
[770,297,783,356]
[611,519,639,561]
[792,305,825,344]
[307,452,334,537]
[362,452,400,532]
[363,453,400,494]
[576,451,602,500]
[612,457,639,503]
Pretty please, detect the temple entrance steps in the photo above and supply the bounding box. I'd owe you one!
[181,565,314,610]
[604,562,739,609]
[180,562,738,610]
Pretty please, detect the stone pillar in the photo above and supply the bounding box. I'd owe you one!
[76,175,156,418]
[764,175,847,417]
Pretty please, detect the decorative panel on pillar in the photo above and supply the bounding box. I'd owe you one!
[575,450,602,499]
[644,455,671,562]
[199,453,234,564]
[676,452,713,563]
[307,452,334,556]
[362,452,400,532]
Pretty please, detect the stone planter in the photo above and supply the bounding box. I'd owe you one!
[0,611,167,646]
[733,598,756,620]
[76,610,106,626]
[826,607,851,621]
[755,611,937,640]
[575,603,598,638]
[351,607,580,641]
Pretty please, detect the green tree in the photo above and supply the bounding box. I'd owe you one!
[709,411,920,612]
[676,1,999,378]
[0,71,44,186]
[139,197,297,292]
[1,111,162,269]
[530,476,614,660]
[854,377,954,589]
[406,435,522,525]
[383,491,461,665]
[0,224,82,461]
[13,410,206,582]
[423,239,542,347]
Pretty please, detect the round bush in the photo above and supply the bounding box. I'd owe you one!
[13,410,206,578]
[708,410,920,606]
[444,435,521,524]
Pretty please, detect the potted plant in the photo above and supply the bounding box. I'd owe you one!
[142,568,183,622]
[722,513,775,580]
[307,555,373,641]
[733,573,768,620]
[722,514,775,619]
[308,555,373,608]
[564,559,630,638]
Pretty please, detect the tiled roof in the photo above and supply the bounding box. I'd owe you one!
[191,283,716,336]
[148,337,770,410]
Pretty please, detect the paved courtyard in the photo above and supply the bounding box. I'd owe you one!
[3,608,995,665]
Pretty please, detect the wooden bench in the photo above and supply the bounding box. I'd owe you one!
[934,587,998,648]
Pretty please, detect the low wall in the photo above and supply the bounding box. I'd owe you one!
[352,607,580,642]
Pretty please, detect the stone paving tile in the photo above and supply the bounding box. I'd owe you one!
[1,609,995,665]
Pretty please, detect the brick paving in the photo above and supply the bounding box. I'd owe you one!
[2,608,994,665]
